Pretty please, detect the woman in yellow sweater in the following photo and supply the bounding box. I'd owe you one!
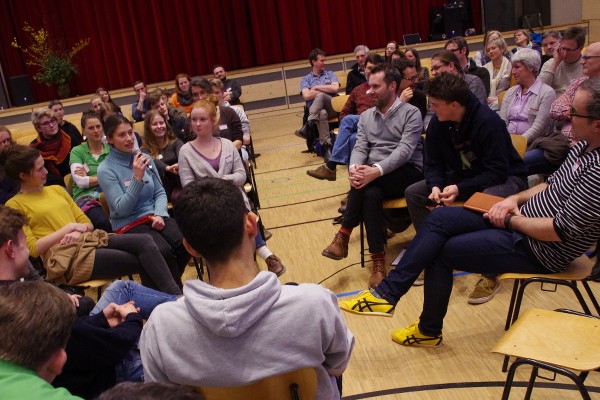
[1,144,182,295]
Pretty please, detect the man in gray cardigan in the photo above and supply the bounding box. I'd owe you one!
[321,64,424,288]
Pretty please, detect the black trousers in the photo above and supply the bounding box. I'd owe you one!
[342,164,423,254]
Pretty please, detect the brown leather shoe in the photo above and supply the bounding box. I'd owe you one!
[368,253,387,288]
[266,255,286,277]
[307,164,336,181]
[322,232,349,260]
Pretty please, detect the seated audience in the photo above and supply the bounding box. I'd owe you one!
[141,178,354,400]
[30,107,83,186]
[3,145,182,295]
[445,37,491,95]
[189,78,243,148]
[512,29,541,55]
[54,280,177,398]
[321,65,423,288]
[131,80,149,122]
[550,42,600,145]
[499,48,558,174]
[178,97,285,276]
[474,30,511,67]
[96,87,122,115]
[98,115,190,288]
[405,73,528,301]
[384,40,399,63]
[0,208,178,398]
[541,31,562,66]
[48,100,83,141]
[484,35,512,110]
[306,53,383,181]
[97,382,204,400]
[405,48,429,90]
[147,89,187,142]
[539,26,585,97]
[0,126,18,203]
[346,45,369,94]
[339,78,600,349]
[209,78,252,160]
[169,73,194,115]
[69,112,112,232]
[213,64,242,105]
[0,281,81,399]
[295,48,340,158]
[90,95,106,116]
[141,110,184,203]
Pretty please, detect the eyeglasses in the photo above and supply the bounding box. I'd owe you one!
[402,75,419,82]
[559,46,582,53]
[38,118,58,127]
[446,47,461,53]
[582,55,600,61]
[570,106,599,120]
[0,137,11,144]
[430,64,447,72]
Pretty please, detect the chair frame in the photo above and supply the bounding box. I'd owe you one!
[499,256,600,372]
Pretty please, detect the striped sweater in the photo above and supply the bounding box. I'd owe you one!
[522,140,600,272]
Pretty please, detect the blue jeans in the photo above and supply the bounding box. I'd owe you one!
[374,207,548,335]
[524,148,558,175]
[91,280,178,320]
[329,115,359,165]
[90,280,177,383]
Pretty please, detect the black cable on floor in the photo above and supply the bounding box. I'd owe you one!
[267,216,339,230]
[254,162,323,175]
[260,192,347,210]
[318,261,362,285]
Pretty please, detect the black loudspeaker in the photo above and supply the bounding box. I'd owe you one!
[430,7,445,35]
[521,0,551,27]
[483,0,516,32]
[443,7,467,38]
[8,75,35,107]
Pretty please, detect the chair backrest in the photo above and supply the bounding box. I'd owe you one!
[195,367,318,400]
[99,192,110,216]
[510,134,527,159]
[331,94,349,113]
[64,174,74,196]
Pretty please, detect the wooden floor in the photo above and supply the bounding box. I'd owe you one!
[178,109,600,399]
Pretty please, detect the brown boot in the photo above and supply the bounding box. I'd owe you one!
[266,255,286,277]
[322,232,349,260]
[368,252,387,288]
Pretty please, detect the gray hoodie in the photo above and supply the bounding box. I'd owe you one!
[140,271,354,399]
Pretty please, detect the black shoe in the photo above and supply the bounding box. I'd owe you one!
[338,205,346,214]
[254,153,261,158]
[295,124,309,139]
[333,215,344,225]
[301,148,315,154]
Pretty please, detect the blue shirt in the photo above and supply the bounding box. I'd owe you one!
[300,70,339,106]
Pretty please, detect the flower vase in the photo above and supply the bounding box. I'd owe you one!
[57,84,70,99]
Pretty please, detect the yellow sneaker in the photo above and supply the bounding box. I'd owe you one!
[338,290,395,317]
[391,320,443,347]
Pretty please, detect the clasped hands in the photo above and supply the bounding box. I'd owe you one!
[349,165,380,189]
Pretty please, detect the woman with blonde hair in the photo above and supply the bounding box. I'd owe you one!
[141,110,183,202]
[484,35,512,110]
[178,96,286,276]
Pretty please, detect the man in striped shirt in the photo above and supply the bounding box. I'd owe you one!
[338,78,600,348]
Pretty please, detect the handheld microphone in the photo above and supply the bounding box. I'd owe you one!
[135,149,153,170]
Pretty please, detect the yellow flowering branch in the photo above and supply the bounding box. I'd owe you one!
[11,22,90,87]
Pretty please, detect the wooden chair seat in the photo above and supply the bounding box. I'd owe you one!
[492,308,600,400]
[498,254,599,372]
[195,367,317,400]
[79,278,114,298]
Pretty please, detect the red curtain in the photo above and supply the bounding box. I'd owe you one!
[0,0,481,104]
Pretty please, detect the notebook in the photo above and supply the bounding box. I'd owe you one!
[463,192,504,214]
